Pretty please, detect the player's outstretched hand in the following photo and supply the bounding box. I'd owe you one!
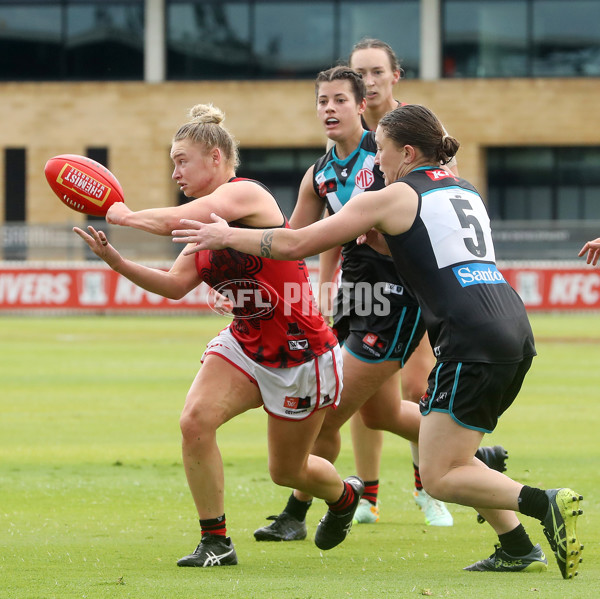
[208,289,235,316]
[578,237,600,266]
[106,201,132,226]
[172,214,230,255]
[73,226,122,269]
[357,228,391,256]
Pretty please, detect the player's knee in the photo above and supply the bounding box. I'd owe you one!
[359,411,381,430]
[318,412,344,437]
[401,380,426,404]
[179,411,200,442]
[316,419,341,446]
[418,467,446,500]
[268,463,298,488]
[179,403,213,446]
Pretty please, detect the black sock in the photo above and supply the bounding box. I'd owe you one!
[518,485,549,521]
[283,493,312,521]
[498,523,534,557]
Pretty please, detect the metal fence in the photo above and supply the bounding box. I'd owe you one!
[0,223,179,262]
[491,220,600,261]
[1,220,598,263]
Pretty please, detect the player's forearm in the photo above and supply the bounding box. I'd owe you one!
[120,207,183,236]
[317,246,341,316]
[222,226,308,261]
[177,212,357,260]
[112,259,189,300]
[318,246,341,287]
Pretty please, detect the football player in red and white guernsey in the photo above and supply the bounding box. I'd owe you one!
[74,104,364,567]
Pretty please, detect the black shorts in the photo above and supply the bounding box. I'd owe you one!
[333,302,426,365]
[419,358,534,433]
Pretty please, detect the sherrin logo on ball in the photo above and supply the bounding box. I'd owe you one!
[44,154,124,217]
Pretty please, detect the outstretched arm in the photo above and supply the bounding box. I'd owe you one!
[106,200,210,236]
[173,213,359,261]
[105,181,274,236]
[73,226,200,300]
[172,184,415,260]
[289,165,326,229]
[578,237,600,266]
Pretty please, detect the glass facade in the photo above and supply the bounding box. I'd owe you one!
[3,148,26,259]
[177,148,324,218]
[166,0,419,80]
[166,1,252,79]
[339,1,420,78]
[0,0,144,81]
[532,1,600,76]
[488,147,600,220]
[238,148,324,217]
[443,0,600,78]
[1,0,598,81]
[488,146,600,258]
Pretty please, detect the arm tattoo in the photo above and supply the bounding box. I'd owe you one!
[260,230,274,258]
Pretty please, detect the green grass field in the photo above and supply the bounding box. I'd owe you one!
[1,314,598,598]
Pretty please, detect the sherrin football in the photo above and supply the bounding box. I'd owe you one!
[44,154,124,217]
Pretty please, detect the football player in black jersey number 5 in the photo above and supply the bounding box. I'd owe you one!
[173,103,585,579]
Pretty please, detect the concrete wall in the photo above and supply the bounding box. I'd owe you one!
[2,77,600,224]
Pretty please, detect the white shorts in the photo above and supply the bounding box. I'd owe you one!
[202,327,343,421]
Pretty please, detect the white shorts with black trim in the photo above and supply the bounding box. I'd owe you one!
[202,326,343,421]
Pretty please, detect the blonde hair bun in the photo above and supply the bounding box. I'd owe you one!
[188,103,224,126]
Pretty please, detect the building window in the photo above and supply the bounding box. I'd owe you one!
[488,146,600,259]
[166,0,419,80]
[532,1,600,76]
[4,148,26,222]
[0,0,144,81]
[488,146,600,221]
[339,0,420,78]
[3,148,27,259]
[253,1,335,78]
[443,0,528,77]
[237,148,324,217]
[443,0,600,78]
[166,1,252,79]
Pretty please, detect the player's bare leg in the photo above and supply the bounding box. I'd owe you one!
[254,354,404,541]
[400,335,453,525]
[180,355,262,519]
[177,356,262,567]
[350,414,383,523]
[418,411,582,576]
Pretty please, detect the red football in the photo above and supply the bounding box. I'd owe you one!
[44,154,124,217]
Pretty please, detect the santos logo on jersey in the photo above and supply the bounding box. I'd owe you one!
[452,263,506,287]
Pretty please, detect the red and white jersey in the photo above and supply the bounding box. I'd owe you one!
[195,179,338,368]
